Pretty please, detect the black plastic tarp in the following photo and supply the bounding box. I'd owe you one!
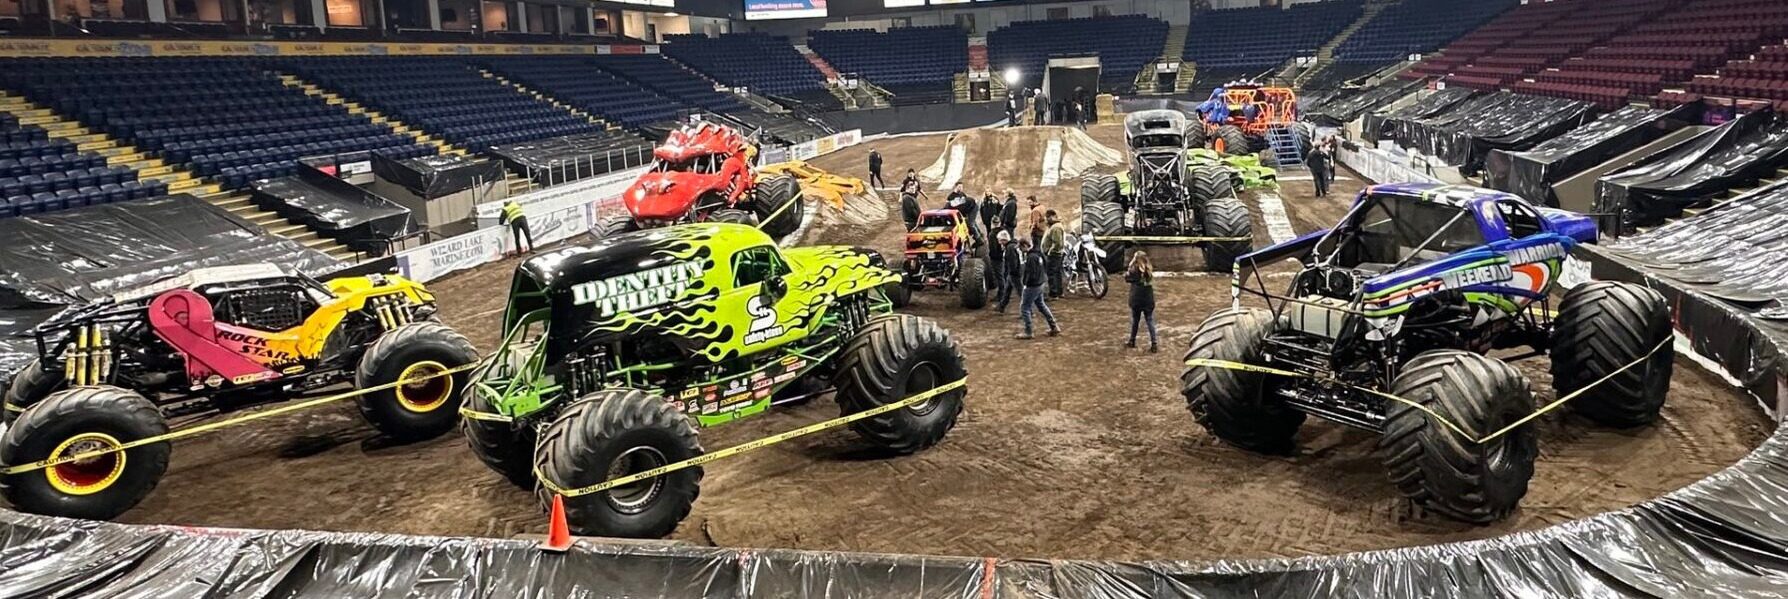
[1595,109,1788,233]
[1393,90,1516,162]
[252,169,414,253]
[0,195,341,377]
[488,133,654,185]
[1487,104,1697,206]
[1420,93,1597,176]
[371,152,506,200]
[1365,86,1478,145]
[1305,78,1427,128]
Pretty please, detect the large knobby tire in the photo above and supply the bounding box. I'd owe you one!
[1080,174,1118,207]
[710,208,757,225]
[1382,350,1537,524]
[1181,308,1303,453]
[1186,123,1210,149]
[533,389,703,538]
[883,280,912,308]
[0,386,170,520]
[1202,197,1253,273]
[354,321,480,443]
[1189,165,1237,202]
[4,358,62,425]
[1551,281,1674,427]
[592,213,637,241]
[463,386,537,490]
[958,257,988,309]
[834,314,967,454]
[1081,199,1130,272]
[753,175,804,239]
[1216,125,1250,156]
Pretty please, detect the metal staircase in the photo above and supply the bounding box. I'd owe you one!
[1267,125,1304,167]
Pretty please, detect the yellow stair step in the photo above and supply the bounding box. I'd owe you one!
[167,179,212,194]
[269,223,308,236]
[213,196,254,208]
[135,165,174,178]
[5,107,54,118]
[76,139,119,151]
[106,151,146,164]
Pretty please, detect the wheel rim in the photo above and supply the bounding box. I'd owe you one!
[395,361,453,413]
[903,361,943,415]
[46,432,126,496]
[604,446,668,514]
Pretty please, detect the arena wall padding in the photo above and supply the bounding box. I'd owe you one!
[1487,104,1697,206]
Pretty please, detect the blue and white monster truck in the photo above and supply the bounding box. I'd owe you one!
[1181,183,1676,523]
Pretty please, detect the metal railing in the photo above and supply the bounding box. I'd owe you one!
[517,144,655,193]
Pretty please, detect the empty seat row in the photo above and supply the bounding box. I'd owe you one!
[662,33,828,96]
[0,165,134,193]
[808,26,967,99]
[2,180,168,218]
[988,15,1167,92]
[1184,1,1363,70]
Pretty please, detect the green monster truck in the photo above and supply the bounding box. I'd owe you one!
[464,222,968,538]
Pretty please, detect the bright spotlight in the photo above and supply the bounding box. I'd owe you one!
[1002,67,1020,86]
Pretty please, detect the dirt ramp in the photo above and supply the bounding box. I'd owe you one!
[919,126,1123,191]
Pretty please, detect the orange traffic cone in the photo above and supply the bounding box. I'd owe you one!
[541,494,573,553]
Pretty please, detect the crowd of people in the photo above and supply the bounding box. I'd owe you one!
[869,148,1178,350]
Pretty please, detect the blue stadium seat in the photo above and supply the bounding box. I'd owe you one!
[987,15,1169,92]
[661,33,828,97]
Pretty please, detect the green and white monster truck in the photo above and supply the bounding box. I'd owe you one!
[464,222,968,538]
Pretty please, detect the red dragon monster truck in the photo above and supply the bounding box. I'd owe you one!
[599,123,805,240]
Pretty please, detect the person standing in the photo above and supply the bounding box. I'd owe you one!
[1041,210,1067,298]
[1323,137,1340,189]
[1034,89,1049,125]
[948,186,982,245]
[995,231,1021,313]
[1000,191,1020,240]
[1027,196,1047,249]
[867,148,885,190]
[1307,137,1332,198]
[980,193,1000,237]
[900,168,921,194]
[900,169,926,230]
[1015,237,1061,339]
[500,198,533,256]
[1124,251,1158,353]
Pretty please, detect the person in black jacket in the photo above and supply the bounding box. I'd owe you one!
[1124,251,1158,353]
[993,230,1018,312]
[980,193,1000,236]
[946,184,982,244]
[1015,237,1060,339]
[999,192,1019,240]
[867,148,885,189]
[1307,139,1332,198]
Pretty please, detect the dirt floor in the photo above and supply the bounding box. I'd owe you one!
[105,123,1773,562]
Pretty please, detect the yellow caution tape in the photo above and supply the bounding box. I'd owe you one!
[0,359,487,476]
[537,377,968,498]
[1185,337,1669,444]
[1096,235,1253,244]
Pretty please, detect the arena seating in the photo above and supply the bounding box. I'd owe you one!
[808,26,967,106]
[986,15,1167,92]
[0,122,151,218]
[0,57,427,197]
[282,56,604,153]
[1335,0,1519,67]
[482,56,687,130]
[1182,1,1363,71]
[661,33,828,97]
[588,54,747,114]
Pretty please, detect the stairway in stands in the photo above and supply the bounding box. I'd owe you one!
[0,90,358,261]
[476,69,617,131]
[1292,0,1393,88]
[1144,24,1187,95]
[794,45,841,81]
[275,73,467,157]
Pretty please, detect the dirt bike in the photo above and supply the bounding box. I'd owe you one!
[1061,231,1110,299]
